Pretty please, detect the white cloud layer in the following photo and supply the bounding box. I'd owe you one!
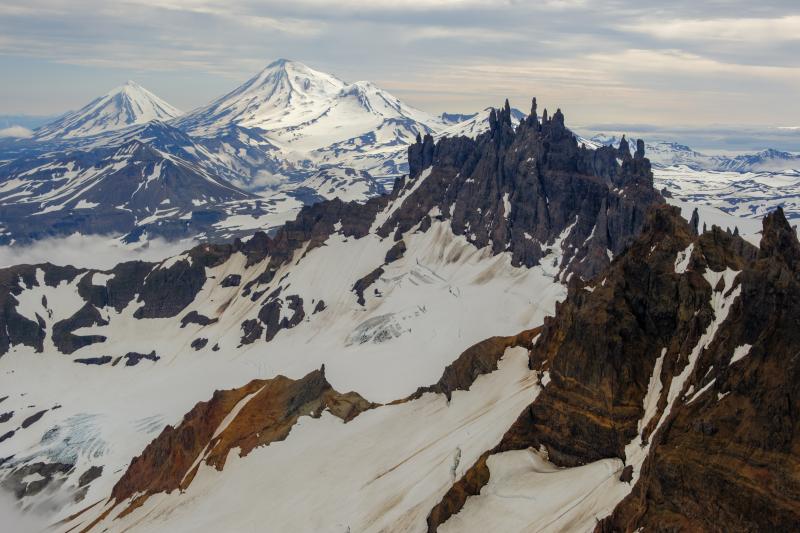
[0,234,196,269]
[0,125,33,138]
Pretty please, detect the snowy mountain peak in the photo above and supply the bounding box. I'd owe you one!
[176,59,346,136]
[34,81,183,140]
[177,59,440,160]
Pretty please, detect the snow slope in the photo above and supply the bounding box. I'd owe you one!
[34,81,182,140]
[176,59,442,186]
[0,216,567,528]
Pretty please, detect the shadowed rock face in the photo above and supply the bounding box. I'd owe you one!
[428,206,800,532]
[390,99,663,279]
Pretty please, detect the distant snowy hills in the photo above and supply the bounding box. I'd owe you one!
[589,134,800,173]
[34,81,183,140]
[585,134,800,243]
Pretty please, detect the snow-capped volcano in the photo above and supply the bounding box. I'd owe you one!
[176,59,345,136]
[34,81,182,140]
[176,59,440,181]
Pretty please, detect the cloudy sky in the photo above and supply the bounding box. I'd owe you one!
[1,0,799,131]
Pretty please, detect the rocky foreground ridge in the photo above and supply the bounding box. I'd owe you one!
[430,205,800,531]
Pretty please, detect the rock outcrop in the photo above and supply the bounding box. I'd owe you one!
[428,205,800,531]
[387,98,662,279]
[109,368,374,518]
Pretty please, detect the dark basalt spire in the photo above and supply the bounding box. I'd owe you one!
[758,206,800,268]
[390,97,664,279]
[528,97,539,126]
[408,132,435,179]
[552,108,565,127]
[618,134,631,160]
[689,207,700,235]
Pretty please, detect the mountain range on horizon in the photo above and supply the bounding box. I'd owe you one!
[0,58,797,252]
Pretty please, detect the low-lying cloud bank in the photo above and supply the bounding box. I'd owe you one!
[0,234,197,270]
[0,125,34,138]
[0,491,48,533]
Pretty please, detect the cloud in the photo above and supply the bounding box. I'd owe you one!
[0,234,196,269]
[625,15,800,43]
[0,0,799,126]
[0,491,48,533]
[0,125,33,137]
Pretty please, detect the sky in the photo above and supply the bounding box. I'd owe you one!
[0,0,799,134]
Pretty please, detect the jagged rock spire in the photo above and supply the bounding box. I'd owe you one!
[618,135,631,159]
[635,139,645,160]
[689,208,700,236]
[759,206,800,267]
[408,132,435,178]
[552,108,565,127]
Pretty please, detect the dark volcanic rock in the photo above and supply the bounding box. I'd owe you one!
[429,206,800,532]
[134,259,207,319]
[124,351,159,366]
[0,263,81,357]
[384,240,407,263]
[384,99,662,279]
[257,294,305,342]
[74,356,113,366]
[220,274,242,287]
[20,409,47,429]
[180,311,218,328]
[190,338,208,351]
[353,267,384,306]
[52,303,108,354]
[1,461,73,499]
[240,319,263,346]
[78,465,103,487]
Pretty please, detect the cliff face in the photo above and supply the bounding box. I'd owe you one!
[391,99,662,279]
[604,207,800,532]
[430,205,800,531]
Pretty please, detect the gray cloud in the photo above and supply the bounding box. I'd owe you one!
[0,0,798,129]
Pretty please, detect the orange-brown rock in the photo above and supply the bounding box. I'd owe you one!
[110,368,374,515]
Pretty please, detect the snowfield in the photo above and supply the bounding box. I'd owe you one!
[1,213,567,528]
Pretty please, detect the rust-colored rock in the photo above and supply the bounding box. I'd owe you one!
[110,368,374,515]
